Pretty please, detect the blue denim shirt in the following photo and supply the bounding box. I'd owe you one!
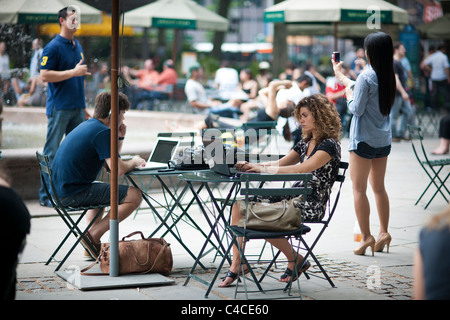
[347,67,391,151]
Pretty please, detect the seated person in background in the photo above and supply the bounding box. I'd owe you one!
[218,94,342,287]
[238,68,258,99]
[17,75,47,107]
[51,92,146,258]
[431,114,450,155]
[151,59,178,100]
[185,63,245,118]
[123,59,159,109]
[204,76,312,136]
[214,60,239,101]
[202,80,295,134]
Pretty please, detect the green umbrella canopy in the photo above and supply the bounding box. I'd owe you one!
[418,14,450,40]
[123,0,228,31]
[0,0,102,24]
[264,0,409,25]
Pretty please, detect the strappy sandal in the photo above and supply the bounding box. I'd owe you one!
[279,260,311,282]
[218,268,250,288]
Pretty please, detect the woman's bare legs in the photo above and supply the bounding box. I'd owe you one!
[219,203,303,286]
[349,151,372,241]
[350,151,390,244]
[369,156,390,239]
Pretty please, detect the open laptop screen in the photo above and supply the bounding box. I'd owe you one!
[149,139,179,163]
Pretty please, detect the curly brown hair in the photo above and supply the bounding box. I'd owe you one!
[294,94,342,143]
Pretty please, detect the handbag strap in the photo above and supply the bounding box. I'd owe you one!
[248,200,288,222]
[122,231,145,241]
[80,248,108,276]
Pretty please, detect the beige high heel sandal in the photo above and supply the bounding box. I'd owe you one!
[353,235,375,256]
[374,233,392,253]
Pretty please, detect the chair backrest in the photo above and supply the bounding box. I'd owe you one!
[241,121,278,154]
[240,173,313,199]
[407,125,429,165]
[320,161,348,224]
[157,131,196,149]
[36,151,62,208]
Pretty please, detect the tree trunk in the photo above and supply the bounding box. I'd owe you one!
[212,0,232,59]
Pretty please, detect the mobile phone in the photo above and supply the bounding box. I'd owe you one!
[332,51,340,62]
[158,168,175,172]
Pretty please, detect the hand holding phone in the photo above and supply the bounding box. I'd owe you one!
[332,51,340,63]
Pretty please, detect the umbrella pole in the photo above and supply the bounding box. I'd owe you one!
[172,29,179,65]
[333,22,338,52]
[109,0,120,277]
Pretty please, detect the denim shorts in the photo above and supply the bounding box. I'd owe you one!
[60,182,129,208]
[353,142,391,159]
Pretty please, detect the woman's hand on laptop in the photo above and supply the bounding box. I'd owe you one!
[236,161,263,173]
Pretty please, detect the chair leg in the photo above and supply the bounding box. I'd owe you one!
[46,211,86,265]
[54,208,104,271]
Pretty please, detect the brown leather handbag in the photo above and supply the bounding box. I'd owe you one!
[236,197,303,231]
[81,231,173,276]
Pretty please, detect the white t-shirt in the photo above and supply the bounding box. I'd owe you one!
[214,67,239,100]
[424,50,450,81]
[185,78,208,103]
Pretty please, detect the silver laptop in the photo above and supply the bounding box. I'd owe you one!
[135,138,180,170]
[202,137,238,177]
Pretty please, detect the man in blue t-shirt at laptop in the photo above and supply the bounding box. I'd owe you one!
[51,92,146,258]
[38,7,92,207]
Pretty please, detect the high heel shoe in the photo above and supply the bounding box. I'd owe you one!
[353,235,375,256]
[374,233,392,253]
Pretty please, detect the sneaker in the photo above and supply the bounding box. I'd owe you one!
[79,232,101,259]
[39,199,53,208]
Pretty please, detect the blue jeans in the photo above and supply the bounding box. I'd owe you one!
[390,95,413,139]
[39,108,85,203]
[209,103,240,118]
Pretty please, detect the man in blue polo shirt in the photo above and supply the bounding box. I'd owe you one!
[39,7,91,207]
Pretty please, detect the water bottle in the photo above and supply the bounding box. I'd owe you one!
[353,221,362,242]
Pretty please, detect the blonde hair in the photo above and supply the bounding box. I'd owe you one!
[294,94,342,143]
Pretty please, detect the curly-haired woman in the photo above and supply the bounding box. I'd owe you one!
[219,93,342,287]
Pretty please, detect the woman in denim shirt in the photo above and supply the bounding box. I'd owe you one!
[333,32,396,256]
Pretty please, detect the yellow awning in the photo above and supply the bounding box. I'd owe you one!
[39,12,134,37]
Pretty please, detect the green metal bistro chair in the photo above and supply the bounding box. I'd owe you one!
[407,125,450,209]
[276,161,349,288]
[207,172,313,300]
[241,120,279,154]
[36,152,108,271]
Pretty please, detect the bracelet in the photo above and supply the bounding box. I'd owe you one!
[118,137,125,141]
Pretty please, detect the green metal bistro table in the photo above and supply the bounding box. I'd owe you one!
[126,168,216,269]
[178,170,244,287]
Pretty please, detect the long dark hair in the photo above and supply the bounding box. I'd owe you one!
[364,32,396,116]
